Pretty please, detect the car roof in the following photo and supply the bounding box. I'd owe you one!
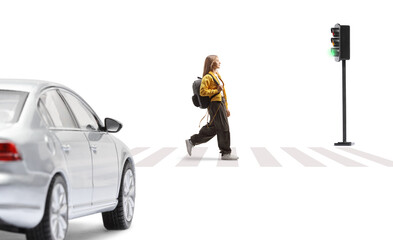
[0,79,103,127]
[0,79,66,94]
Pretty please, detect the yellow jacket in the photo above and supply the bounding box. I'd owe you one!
[200,71,228,109]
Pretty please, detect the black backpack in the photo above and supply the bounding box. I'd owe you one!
[192,73,220,109]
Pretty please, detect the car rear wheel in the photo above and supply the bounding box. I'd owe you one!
[26,175,68,240]
[102,161,135,230]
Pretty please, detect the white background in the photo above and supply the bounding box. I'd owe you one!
[1,0,393,239]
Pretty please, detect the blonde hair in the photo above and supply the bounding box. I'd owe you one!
[203,55,218,76]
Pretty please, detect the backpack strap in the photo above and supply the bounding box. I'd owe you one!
[207,73,220,100]
[208,73,220,85]
[198,74,222,128]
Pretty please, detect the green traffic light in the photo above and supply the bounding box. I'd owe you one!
[331,48,339,57]
[328,49,333,57]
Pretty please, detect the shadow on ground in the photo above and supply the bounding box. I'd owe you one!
[183,156,219,161]
[0,220,128,240]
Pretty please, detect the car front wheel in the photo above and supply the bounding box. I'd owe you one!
[26,175,68,240]
[102,161,135,230]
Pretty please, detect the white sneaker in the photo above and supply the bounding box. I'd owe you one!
[221,154,239,160]
[185,139,194,156]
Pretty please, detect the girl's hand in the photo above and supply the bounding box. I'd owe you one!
[226,109,231,117]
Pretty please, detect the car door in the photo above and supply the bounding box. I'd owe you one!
[59,90,119,206]
[38,89,93,210]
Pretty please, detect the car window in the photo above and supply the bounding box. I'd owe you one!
[38,99,55,127]
[60,91,99,131]
[39,90,76,129]
[0,90,28,124]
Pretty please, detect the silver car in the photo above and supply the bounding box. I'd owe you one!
[0,79,135,240]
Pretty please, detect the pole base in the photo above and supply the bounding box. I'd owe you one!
[334,142,354,146]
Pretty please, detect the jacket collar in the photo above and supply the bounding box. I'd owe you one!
[209,71,221,80]
[209,71,224,84]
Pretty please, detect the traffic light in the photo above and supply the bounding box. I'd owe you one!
[330,23,350,62]
[331,23,354,146]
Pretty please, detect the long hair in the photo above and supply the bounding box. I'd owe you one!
[203,55,218,77]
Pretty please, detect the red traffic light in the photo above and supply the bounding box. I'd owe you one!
[331,27,340,37]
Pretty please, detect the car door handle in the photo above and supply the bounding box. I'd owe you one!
[62,144,71,153]
[90,145,98,153]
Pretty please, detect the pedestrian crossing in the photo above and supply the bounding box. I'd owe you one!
[132,146,393,167]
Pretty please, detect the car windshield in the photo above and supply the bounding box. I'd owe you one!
[0,90,29,124]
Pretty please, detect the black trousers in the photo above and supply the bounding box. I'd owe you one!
[190,101,231,155]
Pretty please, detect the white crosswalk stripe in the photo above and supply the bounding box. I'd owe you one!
[268,147,302,167]
[237,147,260,168]
[250,147,281,167]
[281,147,325,167]
[130,147,393,168]
[198,146,221,167]
[310,147,365,167]
[301,147,343,167]
[135,147,177,167]
[332,147,386,167]
[177,147,207,167]
[337,148,393,167]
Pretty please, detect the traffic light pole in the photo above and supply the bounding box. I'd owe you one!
[335,60,353,146]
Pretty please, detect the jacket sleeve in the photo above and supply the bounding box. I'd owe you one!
[223,88,228,109]
[200,75,219,97]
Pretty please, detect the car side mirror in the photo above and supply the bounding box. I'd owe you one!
[105,118,123,133]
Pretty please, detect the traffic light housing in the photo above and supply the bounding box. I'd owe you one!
[330,23,350,62]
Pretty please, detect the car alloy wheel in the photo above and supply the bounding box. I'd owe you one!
[122,169,135,222]
[26,175,68,240]
[102,161,135,230]
[50,183,68,240]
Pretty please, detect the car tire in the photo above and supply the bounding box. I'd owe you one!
[102,161,135,230]
[26,175,68,240]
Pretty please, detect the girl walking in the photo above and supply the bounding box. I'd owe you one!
[186,55,238,160]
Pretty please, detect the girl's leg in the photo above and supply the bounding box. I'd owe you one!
[190,124,216,145]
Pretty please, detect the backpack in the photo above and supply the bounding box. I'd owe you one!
[192,73,220,109]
